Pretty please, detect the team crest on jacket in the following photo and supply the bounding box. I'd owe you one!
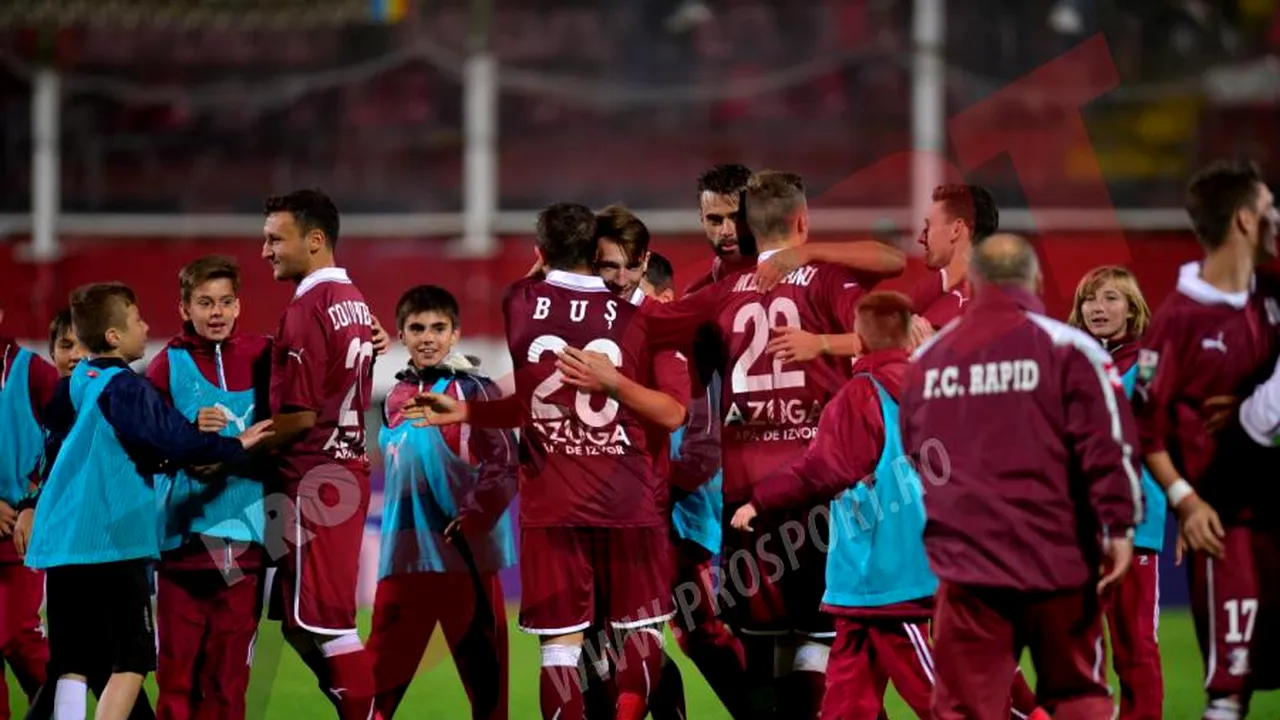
[1266,297,1280,326]
[1137,349,1159,383]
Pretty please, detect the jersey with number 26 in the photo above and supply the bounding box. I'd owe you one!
[270,267,375,486]
[503,272,658,529]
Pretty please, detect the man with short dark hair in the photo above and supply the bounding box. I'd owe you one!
[901,234,1141,720]
[259,189,382,719]
[1132,160,1280,718]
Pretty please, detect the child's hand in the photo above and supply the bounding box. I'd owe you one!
[371,316,391,357]
[406,393,468,428]
[0,501,15,537]
[238,420,275,450]
[197,406,230,433]
[13,509,33,557]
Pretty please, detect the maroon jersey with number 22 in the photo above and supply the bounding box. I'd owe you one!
[502,271,659,529]
[270,267,376,486]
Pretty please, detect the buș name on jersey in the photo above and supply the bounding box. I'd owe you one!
[530,296,619,328]
[732,266,819,293]
[327,300,373,331]
[921,360,1041,399]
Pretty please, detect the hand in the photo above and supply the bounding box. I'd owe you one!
[371,316,391,357]
[753,247,806,292]
[196,406,229,433]
[766,327,826,364]
[444,513,480,544]
[731,504,759,532]
[13,509,33,557]
[1177,494,1226,558]
[1174,532,1187,566]
[1202,395,1239,434]
[0,500,15,538]
[557,348,620,394]
[406,392,469,427]
[237,419,275,450]
[1097,533,1134,594]
[907,315,935,351]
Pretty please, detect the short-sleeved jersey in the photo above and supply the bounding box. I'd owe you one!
[1133,262,1280,524]
[270,267,376,486]
[908,269,970,330]
[503,271,659,528]
[639,252,868,503]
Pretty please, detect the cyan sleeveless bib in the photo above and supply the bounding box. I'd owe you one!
[0,348,45,506]
[1121,364,1167,552]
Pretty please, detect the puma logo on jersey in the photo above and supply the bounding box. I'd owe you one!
[1202,332,1227,353]
[953,291,969,308]
[213,403,256,433]
[287,349,306,364]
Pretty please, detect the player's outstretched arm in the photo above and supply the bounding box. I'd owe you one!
[104,374,250,471]
[753,241,907,292]
[767,327,862,363]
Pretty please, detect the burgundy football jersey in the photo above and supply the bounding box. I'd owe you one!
[908,269,971,330]
[270,267,376,485]
[503,271,659,528]
[640,253,868,503]
[1133,262,1280,524]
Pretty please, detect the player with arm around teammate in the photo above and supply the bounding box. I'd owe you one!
[367,285,517,720]
[731,291,937,720]
[900,235,1141,720]
[1067,265,1165,719]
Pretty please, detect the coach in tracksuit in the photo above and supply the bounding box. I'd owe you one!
[0,314,57,714]
[900,235,1143,720]
[731,291,936,720]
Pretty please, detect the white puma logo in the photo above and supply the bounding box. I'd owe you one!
[953,291,969,308]
[213,403,256,433]
[328,687,347,699]
[1201,332,1227,353]
[288,349,306,364]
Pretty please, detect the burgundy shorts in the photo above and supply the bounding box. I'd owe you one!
[1189,525,1280,693]
[267,465,370,635]
[518,525,674,635]
[719,501,832,637]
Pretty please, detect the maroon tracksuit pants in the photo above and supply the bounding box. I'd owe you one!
[0,562,48,717]
[1103,550,1162,719]
[822,613,935,720]
[155,568,261,720]
[933,581,1112,720]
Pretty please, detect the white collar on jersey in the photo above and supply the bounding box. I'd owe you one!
[545,270,610,292]
[627,287,645,307]
[756,248,782,264]
[1176,261,1253,310]
[295,267,352,298]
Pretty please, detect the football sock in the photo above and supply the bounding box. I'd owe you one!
[648,653,687,720]
[615,628,666,720]
[742,635,778,718]
[1203,695,1244,720]
[320,634,377,720]
[581,641,617,720]
[785,640,829,720]
[52,677,87,720]
[677,625,748,716]
[539,643,584,720]
[1009,667,1040,717]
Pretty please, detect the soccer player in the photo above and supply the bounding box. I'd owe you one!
[730,290,934,719]
[900,234,1140,720]
[1067,265,1165,718]
[413,203,676,720]
[144,255,271,720]
[634,171,879,718]
[256,189,380,720]
[49,309,86,377]
[559,207,695,720]
[20,282,270,720]
[1131,160,1280,719]
[0,305,57,715]
[368,284,517,720]
[639,252,676,303]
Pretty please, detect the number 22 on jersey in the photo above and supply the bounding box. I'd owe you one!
[731,298,805,394]
[528,334,622,427]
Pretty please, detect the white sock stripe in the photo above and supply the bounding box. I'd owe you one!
[541,643,583,668]
[320,633,364,657]
[793,641,831,673]
[1206,558,1217,690]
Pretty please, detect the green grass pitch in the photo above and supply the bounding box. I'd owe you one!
[13,608,1278,718]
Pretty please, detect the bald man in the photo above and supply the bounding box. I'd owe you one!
[898,234,1144,720]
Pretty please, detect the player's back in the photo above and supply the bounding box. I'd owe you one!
[1135,264,1280,522]
[503,272,658,528]
[271,270,376,485]
[711,258,864,502]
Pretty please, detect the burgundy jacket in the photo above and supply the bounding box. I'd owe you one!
[145,324,272,570]
[752,348,909,512]
[899,285,1143,592]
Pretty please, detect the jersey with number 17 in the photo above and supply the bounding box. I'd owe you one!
[639,258,866,504]
[503,272,659,529]
[270,268,376,486]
